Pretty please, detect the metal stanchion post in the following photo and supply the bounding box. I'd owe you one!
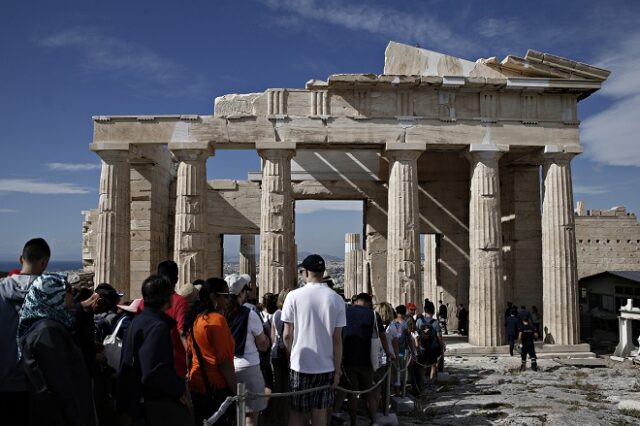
[237,382,246,426]
[384,363,391,416]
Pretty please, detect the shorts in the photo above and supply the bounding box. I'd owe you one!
[342,366,373,391]
[288,370,334,412]
[237,364,268,413]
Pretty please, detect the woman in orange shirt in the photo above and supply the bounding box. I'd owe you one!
[185,277,236,426]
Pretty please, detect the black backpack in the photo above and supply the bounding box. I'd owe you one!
[417,318,440,362]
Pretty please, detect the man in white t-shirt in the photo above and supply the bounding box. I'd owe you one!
[282,254,346,426]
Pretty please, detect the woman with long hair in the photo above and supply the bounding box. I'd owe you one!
[184,278,236,426]
[224,274,269,426]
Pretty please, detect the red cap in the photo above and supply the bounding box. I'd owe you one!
[406,302,417,310]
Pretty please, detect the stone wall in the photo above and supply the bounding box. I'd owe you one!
[417,152,469,327]
[576,205,640,279]
[501,163,543,311]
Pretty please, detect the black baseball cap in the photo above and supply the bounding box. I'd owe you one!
[298,254,326,273]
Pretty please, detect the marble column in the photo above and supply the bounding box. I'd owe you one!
[542,147,579,345]
[170,143,212,288]
[344,233,361,298]
[257,142,296,294]
[467,145,506,347]
[423,234,438,307]
[93,147,131,296]
[385,142,425,306]
[239,234,257,297]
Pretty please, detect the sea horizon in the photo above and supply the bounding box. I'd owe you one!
[0,260,83,272]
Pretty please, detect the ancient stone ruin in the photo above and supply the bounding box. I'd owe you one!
[83,41,610,348]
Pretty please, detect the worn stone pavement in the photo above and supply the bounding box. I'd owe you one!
[394,355,640,425]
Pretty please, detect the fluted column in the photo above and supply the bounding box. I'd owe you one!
[170,143,212,288]
[385,143,425,306]
[257,142,296,294]
[542,147,579,345]
[467,145,506,347]
[94,147,131,295]
[239,235,257,297]
[344,233,361,298]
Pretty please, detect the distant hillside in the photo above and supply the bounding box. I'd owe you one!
[224,251,343,262]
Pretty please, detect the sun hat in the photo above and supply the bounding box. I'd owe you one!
[225,273,252,295]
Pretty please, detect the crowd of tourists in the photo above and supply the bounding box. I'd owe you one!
[2,238,456,426]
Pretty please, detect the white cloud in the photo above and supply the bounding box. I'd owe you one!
[573,184,611,195]
[296,200,363,214]
[36,28,205,97]
[259,0,476,53]
[0,208,19,213]
[477,17,520,39]
[0,179,91,194]
[581,33,640,167]
[46,162,101,172]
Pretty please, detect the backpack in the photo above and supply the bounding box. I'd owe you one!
[417,317,440,363]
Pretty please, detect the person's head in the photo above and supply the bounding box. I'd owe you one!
[184,277,230,334]
[141,274,174,311]
[321,271,335,288]
[226,273,251,305]
[297,254,326,283]
[406,302,417,316]
[19,238,51,275]
[354,293,373,308]
[263,293,278,314]
[395,304,407,318]
[157,260,179,287]
[376,302,395,326]
[95,283,124,313]
[18,274,74,339]
[459,303,464,308]
[424,303,435,316]
[520,305,526,310]
[439,300,443,305]
[277,288,292,310]
[522,316,530,324]
[507,301,512,307]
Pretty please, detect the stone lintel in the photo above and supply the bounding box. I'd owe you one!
[169,142,213,161]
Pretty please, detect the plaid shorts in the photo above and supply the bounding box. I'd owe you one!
[288,370,334,412]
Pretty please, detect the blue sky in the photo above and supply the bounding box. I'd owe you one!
[1,0,639,261]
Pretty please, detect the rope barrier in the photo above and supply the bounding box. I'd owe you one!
[244,363,392,400]
[203,396,238,426]
[202,357,437,425]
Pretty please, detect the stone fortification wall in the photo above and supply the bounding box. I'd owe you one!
[576,204,640,279]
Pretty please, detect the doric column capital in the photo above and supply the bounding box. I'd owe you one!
[256,141,297,160]
[169,142,213,162]
[542,145,581,165]
[465,144,509,164]
[385,142,425,161]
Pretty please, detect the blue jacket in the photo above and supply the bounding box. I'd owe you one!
[118,308,185,417]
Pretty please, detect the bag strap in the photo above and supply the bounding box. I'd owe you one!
[190,323,215,395]
[111,316,127,338]
[372,311,379,338]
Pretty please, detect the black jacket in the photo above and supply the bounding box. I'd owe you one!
[20,319,96,426]
[118,308,185,418]
[505,316,520,336]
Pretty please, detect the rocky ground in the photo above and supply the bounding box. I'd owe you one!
[395,355,640,425]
